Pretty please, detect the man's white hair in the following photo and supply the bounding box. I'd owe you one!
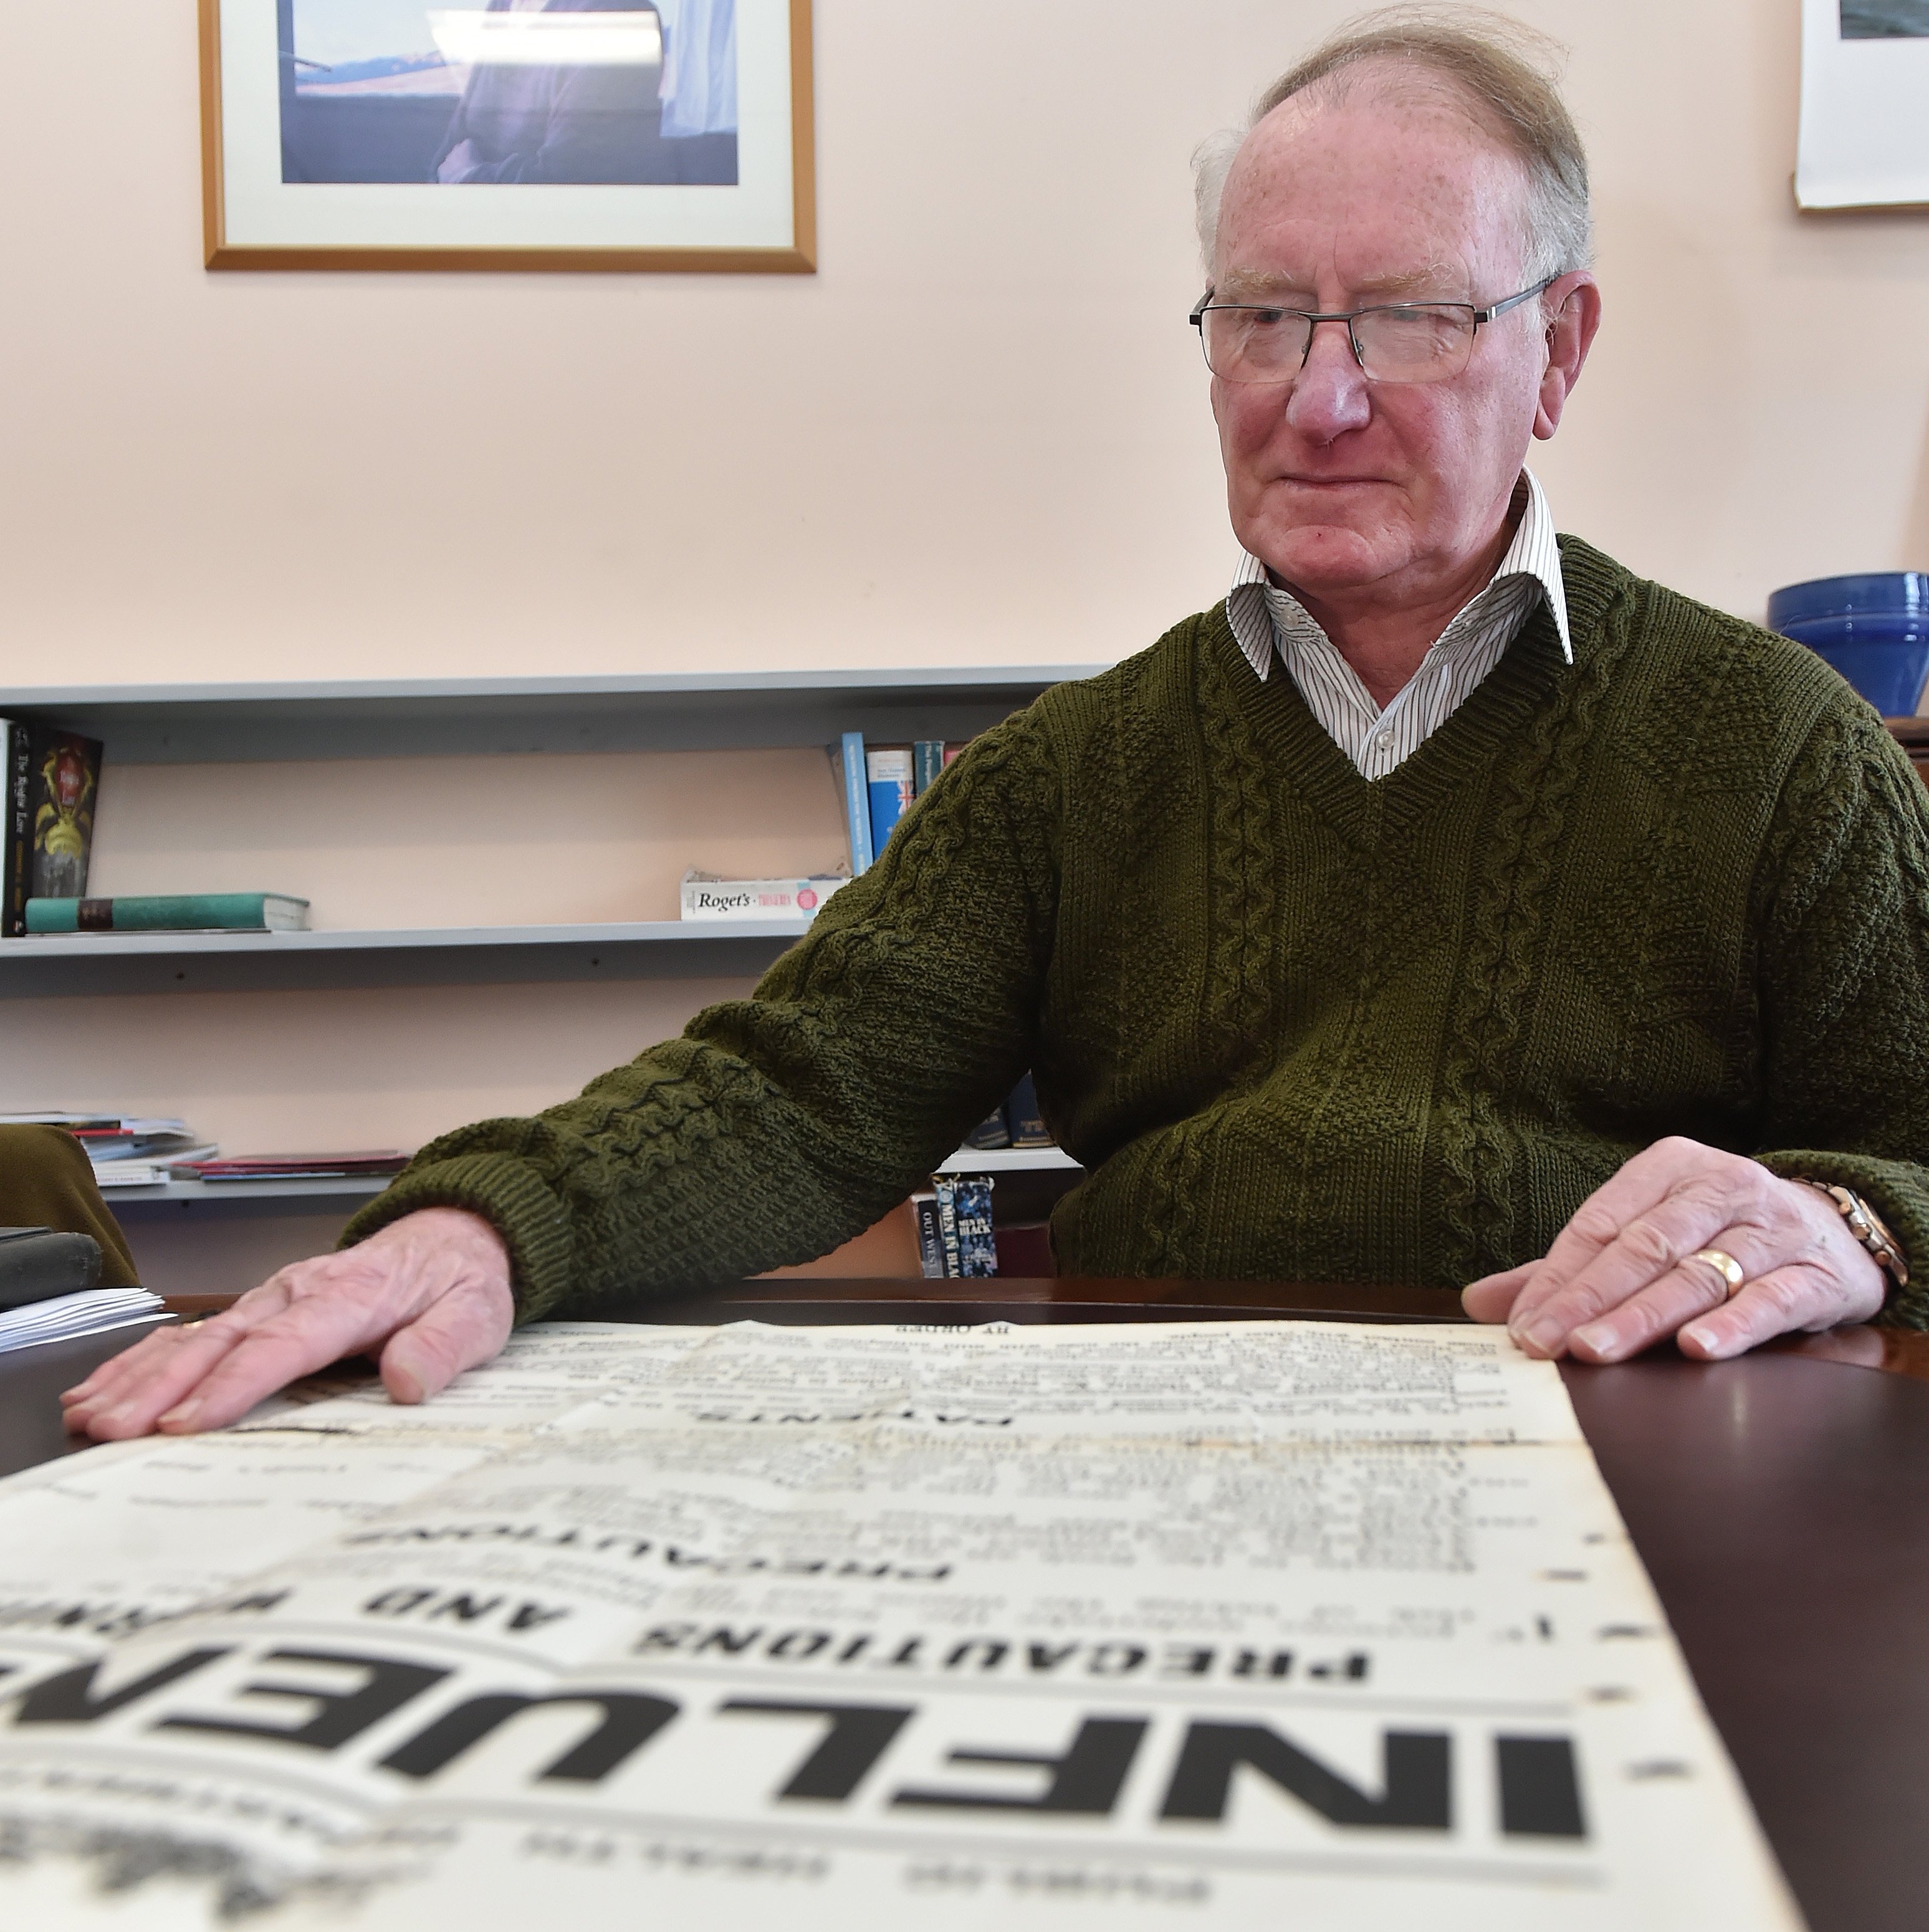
[1192,6,1593,289]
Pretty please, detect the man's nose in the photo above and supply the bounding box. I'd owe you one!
[1284,317,1372,441]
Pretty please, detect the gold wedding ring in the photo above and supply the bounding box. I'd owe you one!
[1688,1247,1746,1299]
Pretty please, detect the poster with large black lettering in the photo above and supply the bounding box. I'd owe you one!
[0,1322,1799,1929]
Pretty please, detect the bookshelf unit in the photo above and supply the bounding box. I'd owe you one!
[0,670,1101,994]
[2,669,1101,1284]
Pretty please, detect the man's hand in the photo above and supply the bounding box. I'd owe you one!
[59,1208,515,1441]
[1462,1137,1887,1363]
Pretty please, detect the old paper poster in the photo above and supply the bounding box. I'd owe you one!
[0,1321,1801,1929]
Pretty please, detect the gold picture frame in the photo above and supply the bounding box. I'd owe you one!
[199,0,815,272]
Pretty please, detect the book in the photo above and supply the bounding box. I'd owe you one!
[963,1103,1011,1150]
[25,892,310,934]
[932,1173,998,1277]
[910,1192,946,1278]
[866,747,914,855]
[1,721,103,938]
[679,871,850,921]
[0,1227,102,1309]
[912,740,946,795]
[173,1151,411,1180]
[1,722,29,938]
[830,732,874,875]
[1005,1072,1053,1147]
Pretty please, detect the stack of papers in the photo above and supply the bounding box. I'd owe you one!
[0,1111,216,1184]
[92,1160,209,1189]
[0,1286,164,1355]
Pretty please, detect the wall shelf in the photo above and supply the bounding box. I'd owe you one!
[102,1174,393,1205]
[0,667,1109,765]
[0,920,811,997]
[98,1145,1083,1212]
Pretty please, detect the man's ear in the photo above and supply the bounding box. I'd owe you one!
[1533,273,1602,441]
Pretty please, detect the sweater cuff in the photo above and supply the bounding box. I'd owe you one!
[1758,1150,1929,1331]
[337,1154,574,1323]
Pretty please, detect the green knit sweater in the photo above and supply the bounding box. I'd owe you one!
[343,538,1929,1327]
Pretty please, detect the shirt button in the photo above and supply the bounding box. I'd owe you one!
[1374,730,1394,750]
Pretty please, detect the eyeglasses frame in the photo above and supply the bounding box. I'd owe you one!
[1189,275,1560,385]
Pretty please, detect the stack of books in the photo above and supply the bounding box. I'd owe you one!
[0,1111,218,1187]
[679,730,962,922]
[962,1073,1054,1152]
[832,734,956,874]
[912,1174,998,1279]
[0,718,313,940]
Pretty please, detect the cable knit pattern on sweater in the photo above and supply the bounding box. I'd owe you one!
[343,538,1929,1329]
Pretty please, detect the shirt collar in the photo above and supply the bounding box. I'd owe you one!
[1227,467,1572,676]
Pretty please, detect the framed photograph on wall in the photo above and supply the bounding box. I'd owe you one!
[1796,0,1929,209]
[199,0,814,270]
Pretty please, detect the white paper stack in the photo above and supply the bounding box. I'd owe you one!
[92,1152,219,1188]
[0,1288,165,1356]
[0,1111,216,1185]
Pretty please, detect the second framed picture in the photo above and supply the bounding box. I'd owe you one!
[199,0,815,271]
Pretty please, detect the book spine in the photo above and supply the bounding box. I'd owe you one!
[912,740,946,795]
[947,1175,999,1278]
[838,731,874,874]
[962,1104,1011,1151]
[1,722,27,939]
[911,1193,947,1278]
[1005,1073,1053,1147]
[26,893,285,933]
[866,747,914,856]
[932,1178,964,1278]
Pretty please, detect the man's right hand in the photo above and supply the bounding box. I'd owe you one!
[59,1208,516,1442]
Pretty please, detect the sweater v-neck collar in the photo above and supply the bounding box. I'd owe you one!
[1207,535,1624,836]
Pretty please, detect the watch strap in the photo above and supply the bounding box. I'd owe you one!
[1794,1177,1910,1291]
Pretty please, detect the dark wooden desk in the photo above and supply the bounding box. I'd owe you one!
[5,1278,1928,1932]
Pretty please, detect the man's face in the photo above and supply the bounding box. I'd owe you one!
[1210,81,1553,605]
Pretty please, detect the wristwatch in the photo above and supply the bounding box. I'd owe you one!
[1794,1178,1910,1291]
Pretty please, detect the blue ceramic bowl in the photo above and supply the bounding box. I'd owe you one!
[1768,574,1929,717]
[1768,571,1928,631]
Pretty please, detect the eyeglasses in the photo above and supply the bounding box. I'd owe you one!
[1190,277,1556,386]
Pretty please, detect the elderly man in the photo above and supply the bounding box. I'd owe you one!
[67,14,1929,1442]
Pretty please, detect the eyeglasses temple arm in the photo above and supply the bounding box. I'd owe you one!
[1471,275,1560,325]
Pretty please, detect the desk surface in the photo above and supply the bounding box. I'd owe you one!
[4,1277,1927,1932]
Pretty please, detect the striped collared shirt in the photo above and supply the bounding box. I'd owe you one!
[1225,469,1572,779]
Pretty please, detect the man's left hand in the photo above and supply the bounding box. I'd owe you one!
[1462,1137,1887,1362]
